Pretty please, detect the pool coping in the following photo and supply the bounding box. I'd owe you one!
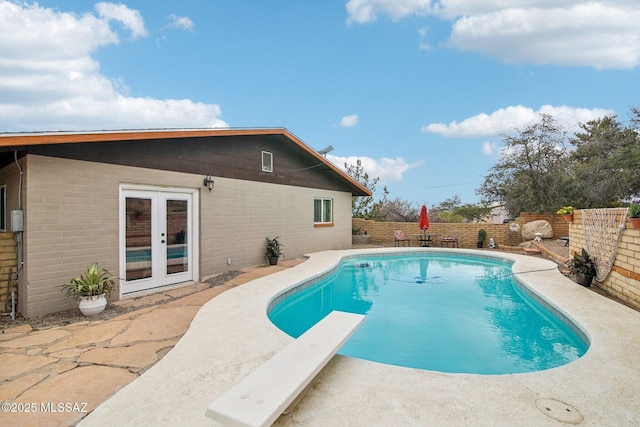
[80,248,640,426]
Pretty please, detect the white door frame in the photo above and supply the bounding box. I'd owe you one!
[119,184,199,296]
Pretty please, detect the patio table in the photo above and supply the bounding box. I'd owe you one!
[412,234,439,247]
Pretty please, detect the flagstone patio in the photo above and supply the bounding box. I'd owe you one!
[0,260,304,427]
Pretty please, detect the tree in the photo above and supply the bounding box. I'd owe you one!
[568,115,640,207]
[344,159,389,220]
[477,114,571,215]
[378,198,420,222]
[435,195,462,212]
[428,195,491,223]
[429,196,463,223]
[454,203,493,223]
[630,106,640,129]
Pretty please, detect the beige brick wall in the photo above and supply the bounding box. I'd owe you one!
[0,156,24,313]
[199,176,352,280]
[352,218,513,248]
[0,233,17,312]
[568,209,640,310]
[9,154,352,317]
[353,212,573,249]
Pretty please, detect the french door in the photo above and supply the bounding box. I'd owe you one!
[120,187,196,294]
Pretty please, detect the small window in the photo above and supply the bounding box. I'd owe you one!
[0,185,5,231]
[314,198,333,224]
[261,151,273,173]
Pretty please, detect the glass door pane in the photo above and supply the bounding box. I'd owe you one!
[125,197,152,281]
[165,199,188,275]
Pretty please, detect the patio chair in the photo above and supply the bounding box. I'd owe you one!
[394,230,411,247]
[440,232,459,248]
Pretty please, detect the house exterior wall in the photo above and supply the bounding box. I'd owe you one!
[199,176,352,279]
[0,233,17,312]
[0,157,23,231]
[0,158,23,313]
[15,154,352,317]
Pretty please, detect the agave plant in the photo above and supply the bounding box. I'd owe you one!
[61,262,114,300]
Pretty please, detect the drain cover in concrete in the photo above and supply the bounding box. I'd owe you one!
[535,398,583,424]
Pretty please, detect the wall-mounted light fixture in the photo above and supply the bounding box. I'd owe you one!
[203,175,215,192]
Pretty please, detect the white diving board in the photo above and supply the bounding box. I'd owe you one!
[205,310,366,427]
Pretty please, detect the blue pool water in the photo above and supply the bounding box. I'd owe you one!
[268,253,588,374]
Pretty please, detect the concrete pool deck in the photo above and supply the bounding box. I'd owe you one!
[77,248,640,426]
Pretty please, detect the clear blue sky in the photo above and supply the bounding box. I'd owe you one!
[1,1,638,206]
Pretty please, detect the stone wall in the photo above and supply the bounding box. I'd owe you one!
[568,209,640,310]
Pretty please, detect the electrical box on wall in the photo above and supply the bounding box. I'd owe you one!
[11,210,23,232]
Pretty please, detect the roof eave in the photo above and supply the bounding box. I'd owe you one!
[0,127,372,197]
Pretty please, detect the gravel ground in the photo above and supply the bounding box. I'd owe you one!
[531,238,570,260]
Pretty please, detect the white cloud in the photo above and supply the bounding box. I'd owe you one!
[327,154,423,183]
[0,1,225,131]
[95,2,147,38]
[347,1,640,69]
[447,3,640,69]
[346,0,432,24]
[481,141,497,156]
[167,14,194,31]
[337,114,359,127]
[417,26,432,51]
[421,105,615,137]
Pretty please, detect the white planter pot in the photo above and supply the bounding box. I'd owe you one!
[79,294,107,316]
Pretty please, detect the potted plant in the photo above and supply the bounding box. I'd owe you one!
[265,237,284,265]
[628,203,640,228]
[477,229,487,248]
[570,248,596,287]
[557,206,574,222]
[61,262,114,315]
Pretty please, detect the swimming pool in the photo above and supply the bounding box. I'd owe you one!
[268,252,588,374]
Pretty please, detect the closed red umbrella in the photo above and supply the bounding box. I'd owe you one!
[419,205,429,230]
[419,205,429,245]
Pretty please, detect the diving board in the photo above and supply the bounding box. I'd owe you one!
[205,310,365,427]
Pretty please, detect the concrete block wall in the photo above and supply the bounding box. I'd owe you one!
[199,177,352,279]
[352,218,511,248]
[11,154,353,317]
[568,209,640,311]
[352,212,572,249]
[0,232,17,312]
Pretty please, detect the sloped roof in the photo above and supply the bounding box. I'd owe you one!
[0,128,371,196]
